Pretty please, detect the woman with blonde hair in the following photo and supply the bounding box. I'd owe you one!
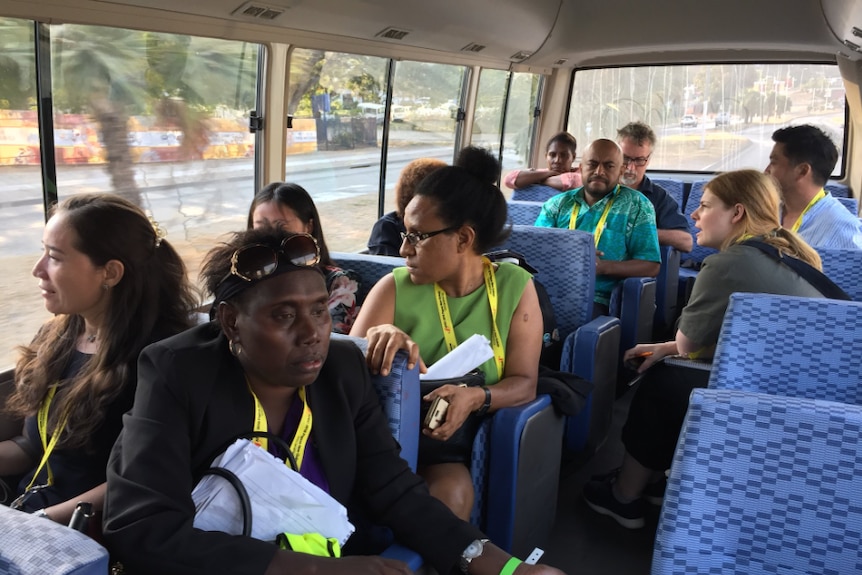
[583,169,828,530]
[0,193,196,529]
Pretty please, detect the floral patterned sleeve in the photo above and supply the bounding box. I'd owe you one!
[324,265,363,334]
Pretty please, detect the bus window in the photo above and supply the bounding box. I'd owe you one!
[384,60,468,215]
[288,48,388,252]
[0,18,46,368]
[49,23,259,280]
[567,63,846,175]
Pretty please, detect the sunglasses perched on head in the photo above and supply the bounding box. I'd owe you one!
[228,233,320,282]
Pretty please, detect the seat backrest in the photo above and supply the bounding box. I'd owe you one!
[836,196,859,215]
[507,200,543,225]
[818,247,862,301]
[708,293,862,403]
[681,180,719,264]
[330,252,404,305]
[825,181,852,198]
[654,388,862,575]
[650,177,685,212]
[0,504,109,574]
[499,225,596,338]
[510,184,559,203]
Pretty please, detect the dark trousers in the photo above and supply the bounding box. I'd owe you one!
[621,362,710,471]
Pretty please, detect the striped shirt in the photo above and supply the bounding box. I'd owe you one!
[793,193,862,250]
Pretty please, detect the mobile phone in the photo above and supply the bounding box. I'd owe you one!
[423,396,449,430]
[624,351,653,371]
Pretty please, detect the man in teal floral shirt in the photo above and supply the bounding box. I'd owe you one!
[535,138,660,315]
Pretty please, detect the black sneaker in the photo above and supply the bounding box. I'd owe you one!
[643,477,666,506]
[583,478,645,529]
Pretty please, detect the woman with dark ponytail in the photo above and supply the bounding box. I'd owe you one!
[1,193,197,529]
[351,147,543,520]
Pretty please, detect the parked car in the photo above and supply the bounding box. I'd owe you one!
[680,114,698,128]
[715,112,732,126]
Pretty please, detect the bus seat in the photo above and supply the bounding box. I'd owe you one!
[654,388,862,575]
[0,504,109,574]
[500,225,621,454]
[677,180,718,308]
[650,178,685,212]
[609,277,656,393]
[818,248,862,301]
[507,200,543,225]
[329,252,404,305]
[654,246,680,338]
[510,184,559,203]
[836,196,859,214]
[708,293,862,403]
[825,181,851,198]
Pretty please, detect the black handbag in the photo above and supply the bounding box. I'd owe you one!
[418,370,486,466]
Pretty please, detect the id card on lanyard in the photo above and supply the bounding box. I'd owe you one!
[569,185,618,248]
[247,383,312,470]
[433,257,504,380]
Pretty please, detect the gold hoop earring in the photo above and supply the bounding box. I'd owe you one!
[229,340,242,357]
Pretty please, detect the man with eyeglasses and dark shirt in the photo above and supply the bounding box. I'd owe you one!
[617,122,692,253]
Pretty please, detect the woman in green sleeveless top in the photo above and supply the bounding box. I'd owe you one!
[352,147,543,520]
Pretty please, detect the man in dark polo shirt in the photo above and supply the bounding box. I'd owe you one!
[617,122,692,252]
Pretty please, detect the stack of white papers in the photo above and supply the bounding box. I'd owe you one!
[420,333,494,380]
[192,439,354,545]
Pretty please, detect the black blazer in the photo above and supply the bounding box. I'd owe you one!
[103,322,481,575]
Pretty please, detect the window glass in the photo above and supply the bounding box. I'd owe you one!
[567,64,846,174]
[501,72,541,190]
[385,61,467,215]
[51,24,259,285]
[0,18,48,367]
[288,49,388,252]
[473,69,508,158]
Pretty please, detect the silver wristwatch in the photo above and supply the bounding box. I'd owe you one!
[459,538,490,573]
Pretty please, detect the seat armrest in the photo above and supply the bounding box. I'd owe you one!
[561,316,620,453]
[380,543,424,571]
[485,395,563,556]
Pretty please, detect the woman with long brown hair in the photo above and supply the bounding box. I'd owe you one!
[0,193,197,527]
[583,170,827,530]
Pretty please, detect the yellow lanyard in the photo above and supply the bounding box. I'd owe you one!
[248,383,312,471]
[433,257,504,380]
[789,189,826,233]
[26,386,69,490]
[568,185,618,247]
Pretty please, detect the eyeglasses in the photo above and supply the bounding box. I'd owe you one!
[400,226,458,246]
[229,233,320,282]
[623,154,651,167]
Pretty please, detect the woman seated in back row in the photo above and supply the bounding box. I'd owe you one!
[103,226,563,575]
[583,169,830,530]
[0,194,195,529]
[249,182,361,334]
[351,147,544,520]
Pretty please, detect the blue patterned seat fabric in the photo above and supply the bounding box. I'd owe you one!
[681,180,719,266]
[654,388,862,575]
[836,195,859,215]
[329,252,404,305]
[0,504,109,574]
[507,200,544,226]
[510,184,560,203]
[650,177,686,212]
[824,181,851,198]
[818,248,862,301]
[708,293,862,403]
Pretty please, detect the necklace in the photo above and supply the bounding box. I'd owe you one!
[85,334,97,343]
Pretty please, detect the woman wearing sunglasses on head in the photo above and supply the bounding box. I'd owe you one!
[103,228,563,575]
[248,182,361,334]
[0,194,196,529]
[350,147,544,521]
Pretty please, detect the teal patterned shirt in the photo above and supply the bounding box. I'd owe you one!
[534,185,660,306]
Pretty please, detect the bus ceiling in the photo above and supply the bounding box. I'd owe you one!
[6,0,862,69]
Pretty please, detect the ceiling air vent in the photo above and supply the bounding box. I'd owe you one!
[232,2,286,21]
[510,51,532,62]
[462,43,486,53]
[554,58,568,66]
[376,27,411,40]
